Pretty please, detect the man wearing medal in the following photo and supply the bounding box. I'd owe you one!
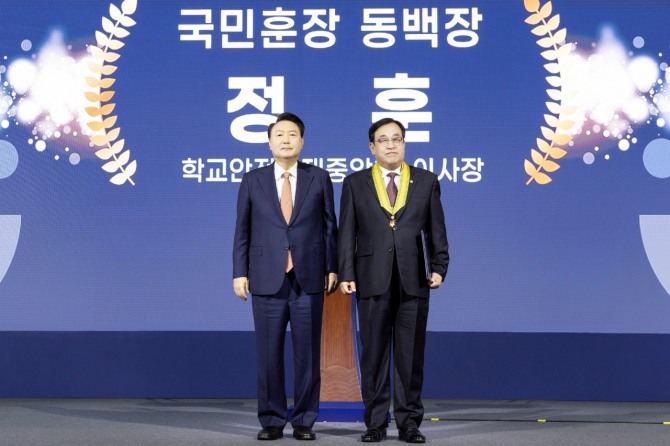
[338,118,449,443]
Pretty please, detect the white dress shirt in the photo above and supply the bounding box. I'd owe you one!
[378,164,402,189]
[274,162,298,205]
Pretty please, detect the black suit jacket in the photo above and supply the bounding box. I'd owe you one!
[233,161,338,295]
[338,166,449,298]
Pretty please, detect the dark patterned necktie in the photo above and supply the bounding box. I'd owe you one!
[387,172,397,207]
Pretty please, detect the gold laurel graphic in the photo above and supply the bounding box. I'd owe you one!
[523,0,577,185]
[84,0,138,186]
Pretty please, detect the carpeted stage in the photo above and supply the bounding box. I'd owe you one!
[1,399,669,445]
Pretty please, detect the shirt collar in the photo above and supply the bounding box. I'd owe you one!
[274,162,298,180]
[377,164,402,178]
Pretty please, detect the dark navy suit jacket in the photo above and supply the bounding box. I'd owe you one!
[233,161,337,295]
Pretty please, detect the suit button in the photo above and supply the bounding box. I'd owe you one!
[388,247,393,252]
[288,227,292,231]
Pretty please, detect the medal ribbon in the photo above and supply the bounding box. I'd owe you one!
[372,162,410,216]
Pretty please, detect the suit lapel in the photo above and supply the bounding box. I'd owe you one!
[291,162,314,224]
[365,169,393,219]
[395,166,418,221]
[364,170,377,201]
[258,163,285,222]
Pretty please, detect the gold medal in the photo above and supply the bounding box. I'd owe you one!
[389,215,396,229]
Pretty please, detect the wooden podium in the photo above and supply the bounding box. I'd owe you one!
[318,289,364,421]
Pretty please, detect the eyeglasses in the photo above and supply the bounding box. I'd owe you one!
[376,136,404,148]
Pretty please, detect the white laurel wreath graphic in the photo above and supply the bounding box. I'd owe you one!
[84,0,138,186]
[523,0,578,185]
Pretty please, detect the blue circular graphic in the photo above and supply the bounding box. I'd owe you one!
[0,140,19,179]
[643,138,670,179]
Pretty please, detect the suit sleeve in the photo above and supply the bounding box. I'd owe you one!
[232,173,251,279]
[322,171,338,273]
[427,176,450,279]
[337,177,356,282]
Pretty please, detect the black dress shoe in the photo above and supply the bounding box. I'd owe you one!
[292,426,316,440]
[257,426,283,440]
[398,422,426,443]
[361,426,387,442]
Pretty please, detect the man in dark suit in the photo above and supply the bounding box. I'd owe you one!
[233,112,338,441]
[338,118,449,443]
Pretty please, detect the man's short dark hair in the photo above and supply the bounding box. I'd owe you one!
[268,112,305,138]
[368,117,406,142]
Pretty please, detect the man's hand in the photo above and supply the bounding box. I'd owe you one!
[339,281,357,295]
[428,272,442,289]
[233,277,250,301]
[325,272,338,295]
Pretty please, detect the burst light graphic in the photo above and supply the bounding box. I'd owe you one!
[558,26,668,164]
[2,30,99,156]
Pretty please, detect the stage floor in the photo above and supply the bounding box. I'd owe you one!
[1,399,669,445]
